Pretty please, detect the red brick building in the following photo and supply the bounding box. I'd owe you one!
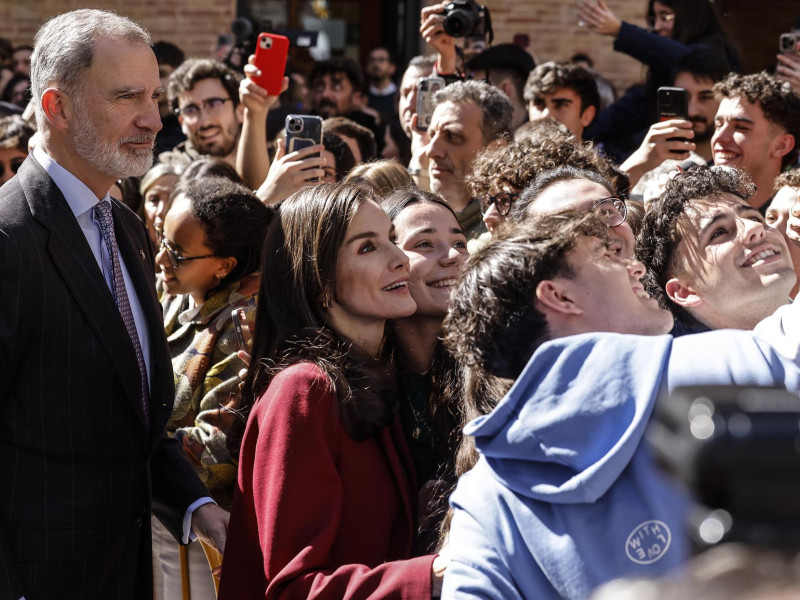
[0,0,797,94]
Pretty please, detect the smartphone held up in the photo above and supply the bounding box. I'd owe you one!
[251,33,290,95]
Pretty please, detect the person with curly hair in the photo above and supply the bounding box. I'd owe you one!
[711,72,800,211]
[440,208,800,599]
[0,114,34,185]
[638,165,795,335]
[467,131,627,249]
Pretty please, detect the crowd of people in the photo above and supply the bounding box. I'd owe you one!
[4,1,800,599]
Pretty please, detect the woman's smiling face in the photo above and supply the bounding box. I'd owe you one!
[392,201,468,319]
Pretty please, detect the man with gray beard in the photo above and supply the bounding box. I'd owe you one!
[0,9,227,599]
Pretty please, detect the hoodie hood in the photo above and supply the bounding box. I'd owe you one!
[465,332,673,503]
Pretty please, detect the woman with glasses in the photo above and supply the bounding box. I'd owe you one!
[577,0,739,156]
[381,188,469,553]
[153,176,273,600]
[219,183,444,599]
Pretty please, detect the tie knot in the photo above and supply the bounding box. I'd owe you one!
[94,200,114,235]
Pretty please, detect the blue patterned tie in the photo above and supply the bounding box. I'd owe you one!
[94,200,150,428]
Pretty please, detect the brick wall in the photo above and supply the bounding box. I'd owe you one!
[423,0,650,94]
[0,0,652,93]
[0,0,237,61]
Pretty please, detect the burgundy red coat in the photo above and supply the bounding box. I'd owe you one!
[219,362,435,599]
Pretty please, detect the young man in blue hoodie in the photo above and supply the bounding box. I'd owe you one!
[440,195,800,599]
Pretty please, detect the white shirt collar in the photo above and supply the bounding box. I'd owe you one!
[33,146,111,219]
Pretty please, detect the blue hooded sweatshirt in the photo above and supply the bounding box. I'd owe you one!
[442,330,800,600]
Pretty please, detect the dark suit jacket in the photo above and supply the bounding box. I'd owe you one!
[0,156,209,600]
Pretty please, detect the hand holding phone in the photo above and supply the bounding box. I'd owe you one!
[231,307,254,354]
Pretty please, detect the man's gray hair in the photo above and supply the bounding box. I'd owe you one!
[31,9,151,132]
[432,80,513,141]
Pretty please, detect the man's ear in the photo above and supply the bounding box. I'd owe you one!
[496,78,515,101]
[665,277,702,308]
[770,132,795,161]
[40,88,69,130]
[535,280,584,316]
[580,104,597,128]
[235,102,245,124]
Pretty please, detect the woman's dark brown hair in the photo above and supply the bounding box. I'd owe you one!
[229,183,398,456]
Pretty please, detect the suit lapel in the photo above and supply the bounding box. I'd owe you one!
[19,157,147,430]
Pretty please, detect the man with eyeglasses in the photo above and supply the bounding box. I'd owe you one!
[511,165,636,258]
[165,58,243,167]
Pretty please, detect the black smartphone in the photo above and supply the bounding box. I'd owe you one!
[657,86,689,121]
[231,307,254,354]
[657,86,690,154]
[416,76,445,132]
[285,114,323,182]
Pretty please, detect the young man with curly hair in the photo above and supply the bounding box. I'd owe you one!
[467,133,615,233]
[712,72,800,211]
[440,209,800,600]
[638,165,796,335]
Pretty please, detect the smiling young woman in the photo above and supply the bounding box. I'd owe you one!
[382,188,469,553]
[219,183,445,599]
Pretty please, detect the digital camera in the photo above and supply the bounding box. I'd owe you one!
[441,0,492,39]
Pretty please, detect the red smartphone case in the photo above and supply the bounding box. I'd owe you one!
[251,33,290,96]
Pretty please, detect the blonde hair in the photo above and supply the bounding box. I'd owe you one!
[344,159,413,196]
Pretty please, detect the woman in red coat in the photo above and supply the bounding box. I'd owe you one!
[219,183,443,599]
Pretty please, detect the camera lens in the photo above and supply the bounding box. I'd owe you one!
[443,11,473,37]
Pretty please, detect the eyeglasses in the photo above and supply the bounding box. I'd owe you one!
[175,97,233,120]
[0,156,24,178]
[479,192,519,216]
[159,237,217,269]
[591,197,627,227]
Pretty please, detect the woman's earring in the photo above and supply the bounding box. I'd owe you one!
[322,292,332,309]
